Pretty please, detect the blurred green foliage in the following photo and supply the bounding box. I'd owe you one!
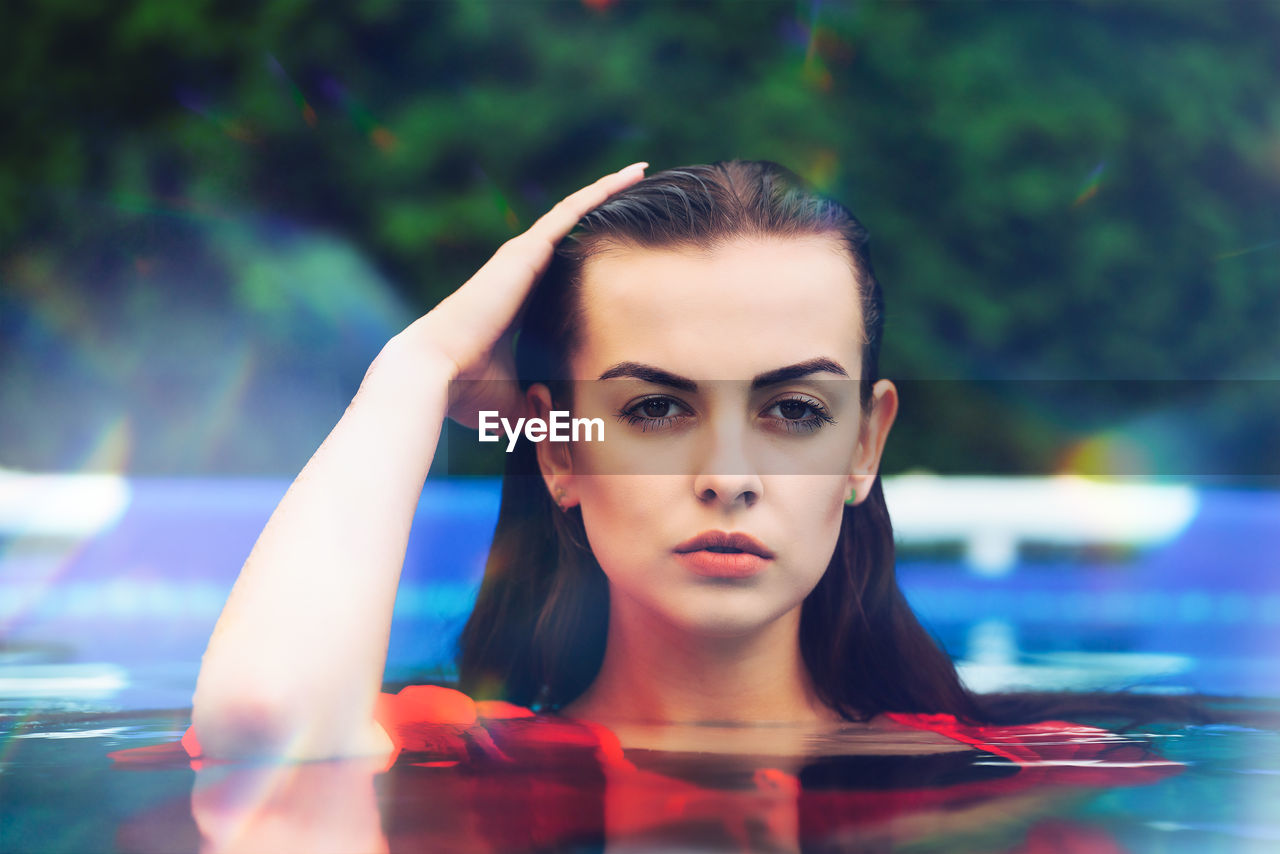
[1,0,1276,475]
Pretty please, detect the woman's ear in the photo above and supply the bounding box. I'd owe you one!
[528,383,578,510]
[846,379,898,506]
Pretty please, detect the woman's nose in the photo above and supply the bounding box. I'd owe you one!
[691,420,763,508]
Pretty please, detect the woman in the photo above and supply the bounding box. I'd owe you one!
[184,160,1203,765]
[106,160,1201,852]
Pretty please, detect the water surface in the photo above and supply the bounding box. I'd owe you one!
[3,698,1277,853]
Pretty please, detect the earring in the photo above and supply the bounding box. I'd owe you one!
[554,486,568,510]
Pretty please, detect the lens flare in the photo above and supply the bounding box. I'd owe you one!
[1072,161,1106,207]
[476,167,521,231]
[1215,238,1279,262]
[266,53,318,129]
[319,75,398,153]
[175,87,258,144]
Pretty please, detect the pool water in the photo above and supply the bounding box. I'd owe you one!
[3,479,1277,851]
[2,698,1278,853]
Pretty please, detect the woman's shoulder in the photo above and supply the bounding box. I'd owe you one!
[374,683,527,766]
[375,684,627,769]
[377,683,535,727]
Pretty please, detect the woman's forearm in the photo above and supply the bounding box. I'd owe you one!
[190,330,456,759]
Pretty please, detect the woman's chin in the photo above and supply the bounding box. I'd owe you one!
[652,600,797,641]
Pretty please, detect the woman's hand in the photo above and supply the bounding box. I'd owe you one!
[390,162,648,430]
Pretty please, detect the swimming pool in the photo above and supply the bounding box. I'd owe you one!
[2,698,1278,852]
[2,475,1278,851]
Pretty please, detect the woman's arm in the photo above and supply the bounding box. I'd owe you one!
[189,163,648,761]
[190,336,454,761]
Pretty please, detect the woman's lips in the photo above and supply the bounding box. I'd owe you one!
[674,550,771,578]
[673,530,775,558]
[672,530,775,578]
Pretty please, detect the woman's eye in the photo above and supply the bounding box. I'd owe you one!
[617,397,689,431]
[638,398,677,419]
[767,398,837,434]
[617,396,836,434]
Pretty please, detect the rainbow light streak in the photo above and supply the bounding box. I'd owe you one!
[266,53,318,128]
[77,413,134,474]
[779,0,853,93]
[0,278,144,484]
[1072,160,1106,207]
[0,708,42,766]
[475,168,521,231]
[804,149,840,191]
[319,75,398,153]
[0,469,131,650]
[1216,238,1279,261]
[188,345,256,469]
[802,20,833,92]
[175,87,257,144]
[1058,431,1153,479]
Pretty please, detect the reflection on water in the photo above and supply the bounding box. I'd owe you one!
[2,703,1278,853]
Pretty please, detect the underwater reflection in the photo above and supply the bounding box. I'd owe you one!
[136,716,1177,853]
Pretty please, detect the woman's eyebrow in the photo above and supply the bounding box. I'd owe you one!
[750,358,851,389]
[597,362,698,391]
[597,357,849,391]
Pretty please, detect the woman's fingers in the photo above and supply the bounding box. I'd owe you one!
[411,162,648,402]
[465,163,648,295]
[524,161,649,251]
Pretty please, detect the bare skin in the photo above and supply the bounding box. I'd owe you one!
[190,165,914,766]
[189,163,649,760]
[536,237,898,732]
[176,165,1128,854]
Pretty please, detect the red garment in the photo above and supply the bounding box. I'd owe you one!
[115,683,1184,784]
[111,685,1183,852]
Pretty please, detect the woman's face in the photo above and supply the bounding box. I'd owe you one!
[531,235,897,639]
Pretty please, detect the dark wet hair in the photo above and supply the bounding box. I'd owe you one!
[456,160,1211,728]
